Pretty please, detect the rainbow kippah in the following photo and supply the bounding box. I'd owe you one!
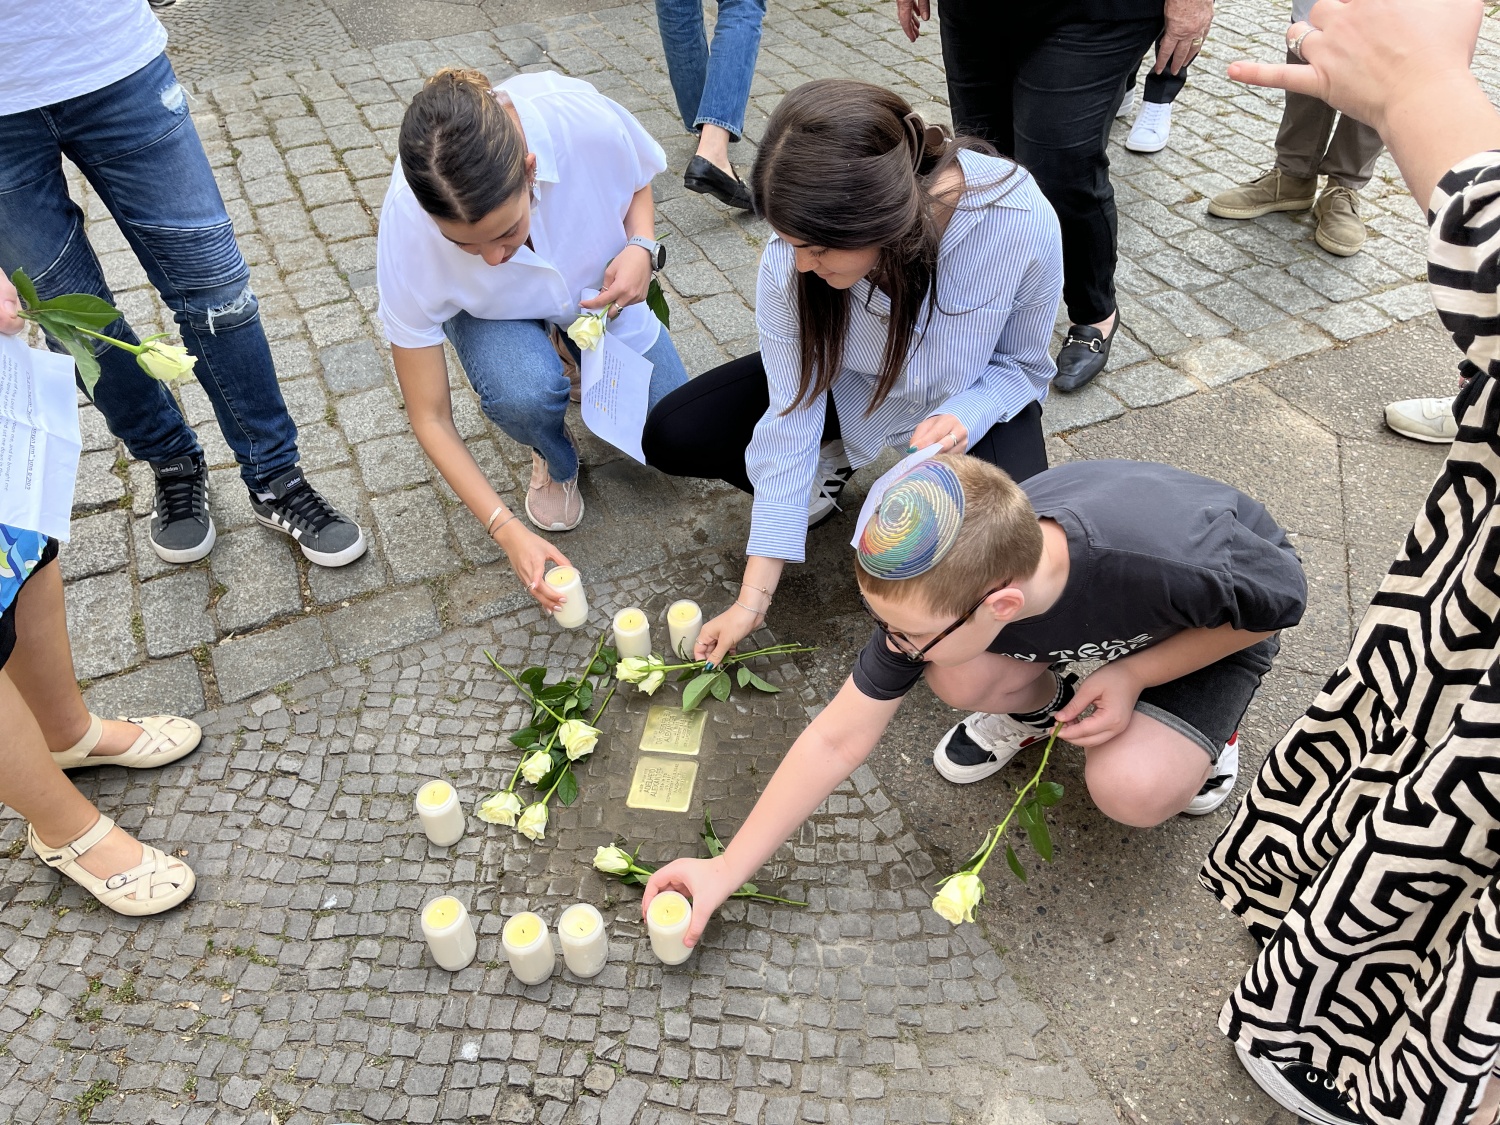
[856,460,965,580]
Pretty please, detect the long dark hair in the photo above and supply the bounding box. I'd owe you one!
[398,68,527,223]
[751,80,1008,414]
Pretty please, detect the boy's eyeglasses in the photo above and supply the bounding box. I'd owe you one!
[859,588,1001,664]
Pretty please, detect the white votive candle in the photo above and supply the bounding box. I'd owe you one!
[612,607,652,659]
[647,891,693,965]
[557,903,608,978]
[666,600,702,660]
[421,895,477,971]
[415,780,465,847]
[545,566,589,629]
[502,911,556,986]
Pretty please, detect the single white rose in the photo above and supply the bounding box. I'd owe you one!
[566,311,606,351]
[136,342,198,383]
[616,657,651,684]
[476,790,522,826]
[517,802,549,841]
[520,750,552,785]
[931,871,984,926]
[638,668,666,695]
[593,845,633,876]
[559,719,601,761]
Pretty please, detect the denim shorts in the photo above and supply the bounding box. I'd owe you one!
[1133,635,1280,763]
[0,538,58,672]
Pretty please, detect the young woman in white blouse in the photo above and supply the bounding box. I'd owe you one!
[642,79,1064,663]
[377,69,688,610]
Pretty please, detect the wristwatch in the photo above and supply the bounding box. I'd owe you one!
[626,235,666,272]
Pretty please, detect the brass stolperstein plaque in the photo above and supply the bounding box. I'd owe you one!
[638,705,707,756]
[626,756,699,812]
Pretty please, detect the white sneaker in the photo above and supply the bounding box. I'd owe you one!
[1384,395,1457,443]
[1126,101,1172,153]
[932,712,1052,784]
[1116,86,1137,119]
[1183,732,1239,816]
[807,440,855,528]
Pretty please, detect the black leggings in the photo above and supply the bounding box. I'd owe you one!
[641,352,1049,492]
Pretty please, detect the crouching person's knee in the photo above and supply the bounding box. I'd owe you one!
[183,281,259,335]
[1084,746,1204,828]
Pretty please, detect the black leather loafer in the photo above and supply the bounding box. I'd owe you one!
[1054,315,1122,393]
[684,155,753,211]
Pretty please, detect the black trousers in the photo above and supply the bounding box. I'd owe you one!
[641,352,1049,493]
[937,2,1162,324]
[1126,38,1190,105]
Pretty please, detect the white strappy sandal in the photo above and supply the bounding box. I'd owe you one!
[27,815,195,916]
[51,713,201,771]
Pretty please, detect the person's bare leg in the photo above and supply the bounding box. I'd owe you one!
[7,564,147,757]
[924,651,1058,715]
[1083,710,1210,827]
[1476,1071,1500,1125]
[695,123,735,175]
[0,670,144,880]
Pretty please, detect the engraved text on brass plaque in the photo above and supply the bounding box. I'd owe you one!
[626,756,699,812]
[638,705,707,756]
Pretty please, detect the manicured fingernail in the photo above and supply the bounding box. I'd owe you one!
[905,446,916,453]
[704,662,715,671]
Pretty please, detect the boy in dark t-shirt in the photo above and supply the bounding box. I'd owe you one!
[642,455,1306,948]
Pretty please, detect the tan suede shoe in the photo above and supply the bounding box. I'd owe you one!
[1313,185,1366,256]
[1207,169,1317,220]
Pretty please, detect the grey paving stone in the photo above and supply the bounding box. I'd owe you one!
[334,385,408,443]
[1173,338,1268,387]
[59,510,130,582]
[139,570,217,658]
[1040,385,1125,436]
[368,486,459,581]
[82,655,206,718]
[325,586,441,660]
[210,615,332,702]
[1096,362,1196,409]
[355,433,432,492]
[72,450,126,512]
[210,529,305,632]
[63,571,140,680]
[319,340,387,393]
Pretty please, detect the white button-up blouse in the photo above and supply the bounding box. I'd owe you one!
[376,71,667,357]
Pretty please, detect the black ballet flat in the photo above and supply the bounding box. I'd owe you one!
[1054,315,1122,393]
[684,155,753,211]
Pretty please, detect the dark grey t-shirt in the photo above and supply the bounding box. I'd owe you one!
[852,460,1307,700]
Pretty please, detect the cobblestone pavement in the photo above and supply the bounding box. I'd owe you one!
[0,559,1118,1125]
[7,0,1500,1121]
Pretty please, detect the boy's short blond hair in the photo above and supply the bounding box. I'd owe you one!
[855,454,1044,615]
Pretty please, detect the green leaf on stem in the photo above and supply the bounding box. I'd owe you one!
[555,769,579,807]
[28,294,121,331]
[52,329,102,398]
[738,882,759,895]
[1004,843,1028,883]
[10,268,39,308]
[736,666,750,688]
[509,726,540,749]
[1036,781,1064,807]
[1021,802,1054,863]
[646,276,671,329]
[574,683,593,714]
[702,809,725,858]
[709,670,732,702]
[518,666,547,692]
[682,671,717,712]
[677,666,699,682]
[739,668,779,694]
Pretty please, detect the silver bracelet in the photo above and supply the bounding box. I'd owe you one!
[734,598,766,619]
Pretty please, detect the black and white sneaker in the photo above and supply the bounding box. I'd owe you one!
[1183,731,1239,816]
[808,440,855,528]
[933,711,1053,784]
[1234,1045,1372,1125]
[148,454,216,564]
[250,467,367,568]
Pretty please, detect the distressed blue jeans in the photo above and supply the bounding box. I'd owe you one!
[444,316,688,482]
[0,53,298,490]
[655,0,766,139]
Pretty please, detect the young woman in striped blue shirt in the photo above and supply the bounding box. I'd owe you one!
[643,79,1064,666]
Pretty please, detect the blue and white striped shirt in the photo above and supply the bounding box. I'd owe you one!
[745,149,1063,562]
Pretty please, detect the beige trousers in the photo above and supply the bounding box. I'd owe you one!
[1272,50,1384,189]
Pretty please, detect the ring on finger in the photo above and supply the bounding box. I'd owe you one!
[1288,26,1316,62]
[1190,35,1203,45]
